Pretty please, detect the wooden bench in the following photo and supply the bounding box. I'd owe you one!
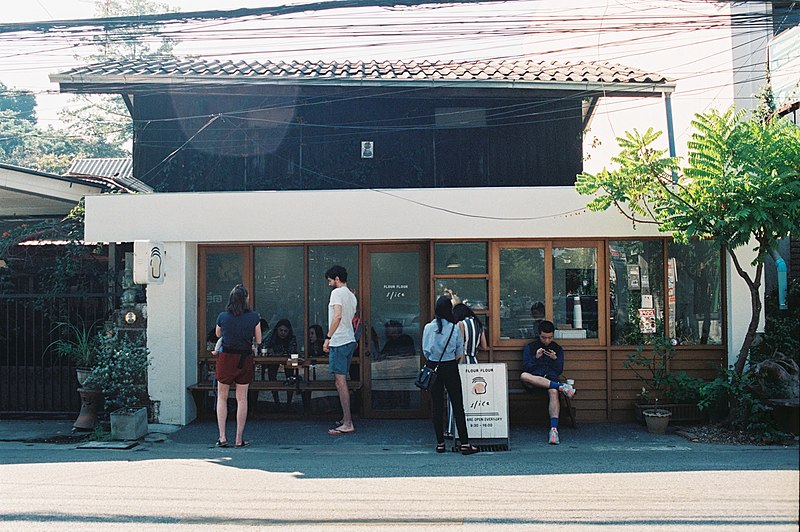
[508,386,576,428]
[189,356,362,417]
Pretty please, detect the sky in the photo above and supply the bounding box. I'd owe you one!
[1,0,776,170]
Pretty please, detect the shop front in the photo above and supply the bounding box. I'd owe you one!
[196,234,726,423]
[83,187,742,425]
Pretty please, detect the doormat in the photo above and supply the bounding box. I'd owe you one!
[77,440,139,450]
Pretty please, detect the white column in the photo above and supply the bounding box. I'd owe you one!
[146,241,198,425]
[725,242,765,368]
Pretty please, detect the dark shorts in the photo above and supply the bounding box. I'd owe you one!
[521,371,559,393]
[216,352,255,385]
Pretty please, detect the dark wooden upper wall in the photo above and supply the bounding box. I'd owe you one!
[131,86,584,192]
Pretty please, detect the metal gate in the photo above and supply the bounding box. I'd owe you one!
[0,293,111,417]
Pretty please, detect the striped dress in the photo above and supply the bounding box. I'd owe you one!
[446,316,483,436]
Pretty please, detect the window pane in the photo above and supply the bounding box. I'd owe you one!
[668,241,722,345]
[499,247,545,339]
[308,245,359,353]
[434,278,488,310]
[552,247,598,339]
[254,246,304,352]
[433,242,487,274]
[204,252,244,345]
[609,241,665,345]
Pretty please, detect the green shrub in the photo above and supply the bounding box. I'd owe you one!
[85,329,150,412]
[698,367,791,444]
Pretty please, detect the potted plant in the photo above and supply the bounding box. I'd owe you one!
[624,336,705,432]
[47,318,102,386]
[85,328,151,440]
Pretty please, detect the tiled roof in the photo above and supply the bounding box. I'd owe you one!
[52,58,673,92]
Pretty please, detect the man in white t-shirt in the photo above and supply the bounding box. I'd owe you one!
[323,265,358,435]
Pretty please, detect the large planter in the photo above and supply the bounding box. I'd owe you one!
[634,403,704,424]
[73,387,103,431]
[643,408,672,434]
[75,367,92,387]
[110,407,148,440]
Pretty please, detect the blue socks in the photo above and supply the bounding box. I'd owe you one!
[549,380,561,390]
[550,417,559,429]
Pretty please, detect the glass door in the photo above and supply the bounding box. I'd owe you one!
[362,243,428,418]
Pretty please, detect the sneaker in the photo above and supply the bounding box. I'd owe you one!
[560,383,576,398]
[548,427,560,445]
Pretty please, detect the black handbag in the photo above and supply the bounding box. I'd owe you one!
[414,324,455,391]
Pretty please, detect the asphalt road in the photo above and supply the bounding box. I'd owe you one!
[0,419,797,531]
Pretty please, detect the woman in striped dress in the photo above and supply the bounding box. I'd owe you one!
[446,303,489,438]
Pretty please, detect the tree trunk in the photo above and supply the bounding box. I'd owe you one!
[728,248,763,376]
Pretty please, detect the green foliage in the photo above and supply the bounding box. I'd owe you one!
[576,107,800,257]
[91,425,113,441]
[85,328,150,412]
[698,367,791,444]
[0,101,126,174]
[751,279,800,368]
[624,336,705,404]
[0,201,109,320]
[91,0,178,62]
[0,82,36,122]
[57,1,180,150]
[577,105,800,375]
[46,318,103,367]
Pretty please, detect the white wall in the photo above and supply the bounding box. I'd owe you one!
[145,241,197,425]
[726,244,766,369]
[84,186,664,244]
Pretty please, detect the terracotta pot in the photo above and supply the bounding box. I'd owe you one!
[73,387,103,431]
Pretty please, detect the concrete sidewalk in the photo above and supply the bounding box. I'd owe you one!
[0,415,794,452]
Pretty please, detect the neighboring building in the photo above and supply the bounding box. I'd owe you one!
[65,157,154,194]
[49,56,760,427]
[0,163,107,415]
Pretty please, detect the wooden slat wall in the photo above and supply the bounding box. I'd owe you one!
[494,345,724,423]
[610,347,725,422]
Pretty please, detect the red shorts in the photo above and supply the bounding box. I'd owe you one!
[216,352,254,385]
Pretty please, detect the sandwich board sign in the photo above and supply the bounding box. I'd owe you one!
[455,363,510,449]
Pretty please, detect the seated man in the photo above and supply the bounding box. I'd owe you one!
[520,320,576,445]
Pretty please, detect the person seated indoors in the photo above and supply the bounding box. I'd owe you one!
[307,324,326,358]
[530,301,545,338]
[380,320,416,359]
[265,319,299,405]
[520,320,576,445]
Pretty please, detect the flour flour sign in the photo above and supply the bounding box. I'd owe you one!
[457,363,509,443]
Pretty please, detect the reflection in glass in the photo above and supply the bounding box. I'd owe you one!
[434,278,488,310]
[433,242,487,274]
[254,247,304,352]
[609,241,664,345]
[308,245,358,355]
[552,247,598,339]
[668,241,722,345]
[499,247,545,339]
[204,253,243,342]
[369,251,421,410]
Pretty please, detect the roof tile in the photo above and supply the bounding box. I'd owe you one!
[53,58,671,87]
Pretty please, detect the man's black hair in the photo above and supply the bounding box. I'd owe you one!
[325,265,348,283]
[539,320,555,334]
